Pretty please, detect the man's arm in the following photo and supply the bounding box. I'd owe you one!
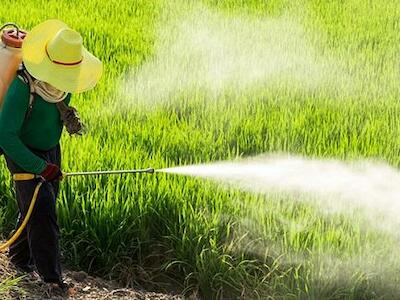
[0,78,47,174]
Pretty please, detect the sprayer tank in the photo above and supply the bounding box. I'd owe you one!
[0,24,26,108]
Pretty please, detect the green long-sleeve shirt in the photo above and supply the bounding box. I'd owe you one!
[0,77,71,174]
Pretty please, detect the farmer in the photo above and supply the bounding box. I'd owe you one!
[0,19,102,291]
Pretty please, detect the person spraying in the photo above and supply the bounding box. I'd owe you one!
[0,20,102,293]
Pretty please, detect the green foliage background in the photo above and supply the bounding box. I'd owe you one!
[1,0,400,298]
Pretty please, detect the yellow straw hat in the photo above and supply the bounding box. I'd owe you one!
[22,19,102,93]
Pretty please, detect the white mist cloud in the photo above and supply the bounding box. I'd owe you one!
[121,4,351,106]
[161,155,400,233]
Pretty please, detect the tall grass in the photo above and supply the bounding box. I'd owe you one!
[1,0,400,298]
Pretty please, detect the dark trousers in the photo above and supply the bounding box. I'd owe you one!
[5,145,62,283]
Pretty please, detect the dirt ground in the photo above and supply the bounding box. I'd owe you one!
[1,254,187,300]
[13,270,185,300]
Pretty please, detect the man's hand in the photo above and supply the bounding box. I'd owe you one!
[40,163,63,181]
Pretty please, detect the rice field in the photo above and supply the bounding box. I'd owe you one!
[1,0,400,298]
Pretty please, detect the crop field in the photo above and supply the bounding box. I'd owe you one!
[1,0,400,299]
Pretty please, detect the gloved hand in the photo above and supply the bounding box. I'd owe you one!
[40,163,63,181]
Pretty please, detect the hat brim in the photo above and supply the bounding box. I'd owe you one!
[22,19,102,93]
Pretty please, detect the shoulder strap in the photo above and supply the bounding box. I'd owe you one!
[17,67,36,120]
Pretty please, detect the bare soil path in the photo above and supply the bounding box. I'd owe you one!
[1,254,186,300]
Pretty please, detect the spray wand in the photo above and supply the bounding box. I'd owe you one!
[0,167,155,252]
[64,168,155,177]
[9,168,155,181]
